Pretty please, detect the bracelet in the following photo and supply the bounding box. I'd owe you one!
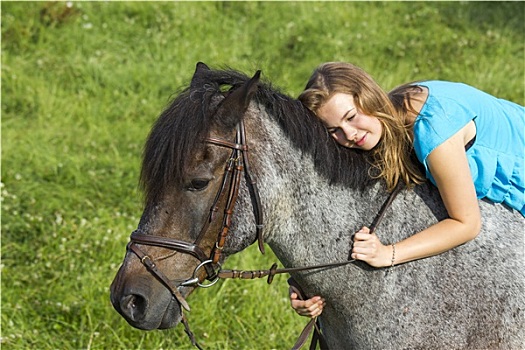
[390,243,396,267]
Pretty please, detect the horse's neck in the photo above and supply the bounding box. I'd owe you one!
[248,110,386,267]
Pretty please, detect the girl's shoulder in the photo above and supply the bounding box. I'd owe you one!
[411,82,477,173]
[415,81,484,122]
[416,81,500,109]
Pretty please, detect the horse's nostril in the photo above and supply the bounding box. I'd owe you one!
[121,294,147,322]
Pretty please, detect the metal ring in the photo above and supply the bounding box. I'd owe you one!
[192,260,221,288]
[141,255,152,264]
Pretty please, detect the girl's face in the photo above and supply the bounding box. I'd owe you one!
[317,93,382,151]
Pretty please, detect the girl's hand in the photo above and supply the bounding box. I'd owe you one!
[351,226,391,267]
[289,289,325,318]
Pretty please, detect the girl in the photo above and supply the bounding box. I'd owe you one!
[290,62,524,318]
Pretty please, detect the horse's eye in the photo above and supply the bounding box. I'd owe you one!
[188,179,210,191]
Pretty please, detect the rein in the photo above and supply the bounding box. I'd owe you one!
[125,120,402,349]
[216,184,402,350]
[217,182,403,285]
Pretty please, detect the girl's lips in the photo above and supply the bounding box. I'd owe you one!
[356,133,367,147]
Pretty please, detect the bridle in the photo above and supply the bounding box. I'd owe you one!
[125,119,402,349]
[126,119,264,311]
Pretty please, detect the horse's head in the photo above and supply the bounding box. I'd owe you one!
[110,62,262,330]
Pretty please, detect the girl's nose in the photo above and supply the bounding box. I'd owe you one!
[342,126,358,142]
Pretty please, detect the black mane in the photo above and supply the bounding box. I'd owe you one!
[141,68,377,205]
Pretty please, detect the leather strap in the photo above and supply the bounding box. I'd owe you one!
[239,119,265,254]
[218,261,356,285]
[182,314,204,350]
[130,232,210,262]
[206,137,247,151]
[206,120,265,256]
[211,140,243,263]
[369,182,403,233]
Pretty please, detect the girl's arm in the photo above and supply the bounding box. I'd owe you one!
[290,123,481,317]
[352,123,481,267]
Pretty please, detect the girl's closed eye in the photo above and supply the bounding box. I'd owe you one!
[346,113,356,122]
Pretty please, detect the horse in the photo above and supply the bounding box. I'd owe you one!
[110,63,525,349]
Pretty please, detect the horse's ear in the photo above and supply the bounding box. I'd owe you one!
[191,62,210,88]
[196,62,210,71]
[215,70,261,129]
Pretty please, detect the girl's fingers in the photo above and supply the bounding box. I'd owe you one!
[301,299,324,317]
[292,297,325,317]
[355,226,370,235]
[354,231,374,242]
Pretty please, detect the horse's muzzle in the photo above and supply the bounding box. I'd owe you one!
[110,267,183,330]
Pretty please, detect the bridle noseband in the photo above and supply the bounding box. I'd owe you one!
[126,120,264,311]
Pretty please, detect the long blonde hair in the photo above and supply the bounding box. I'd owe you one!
[298,62,425,191]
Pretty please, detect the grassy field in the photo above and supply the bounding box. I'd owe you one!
[2,2,523,349]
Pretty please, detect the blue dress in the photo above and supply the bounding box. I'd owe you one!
[412,81,525,216]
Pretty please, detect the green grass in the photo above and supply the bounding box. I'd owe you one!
[2,2,523,349]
